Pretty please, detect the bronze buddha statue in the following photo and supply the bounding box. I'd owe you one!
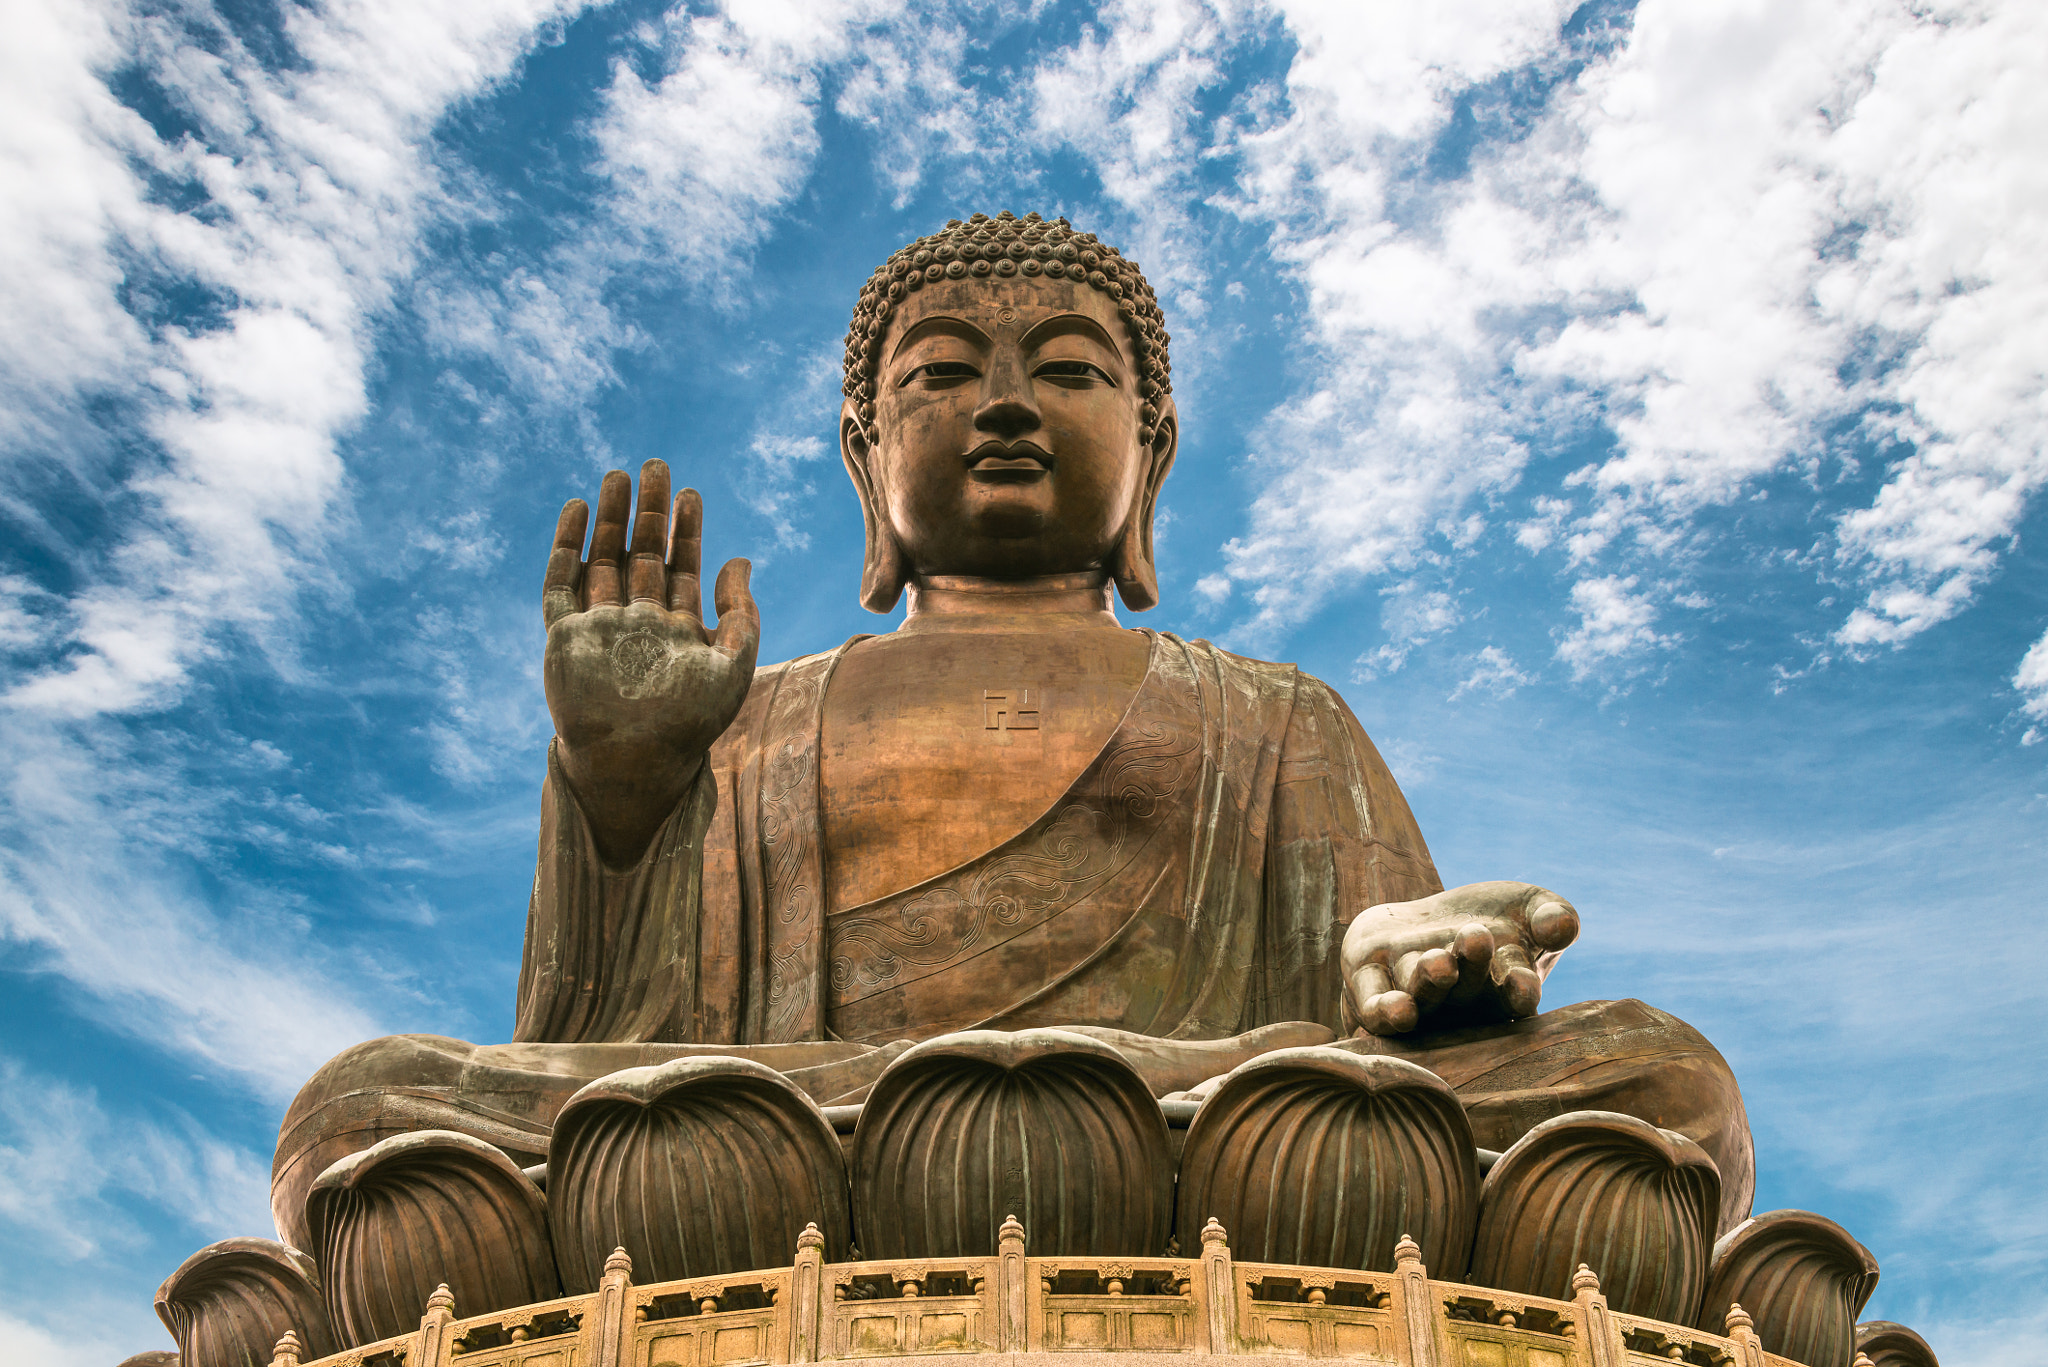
[270,211,1751,1258]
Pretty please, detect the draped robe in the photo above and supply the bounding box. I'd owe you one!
[270,631,1752,1247]
[514,631,1443,1048]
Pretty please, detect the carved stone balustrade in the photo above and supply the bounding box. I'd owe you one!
[1175,1047,1478,1275]
[548,1055,852,1292]
[850,1029,1173,1259]
[1469,1110,1722,1325]
[153,1236,338,1367]
[229,1218,1922,1367]
[304,1129,559,1348]
[1698,1210,1880,1367]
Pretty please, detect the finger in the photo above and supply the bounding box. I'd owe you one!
[542,499,588,629]
[627,460,671,605]
[667,487,704,619]
[1453,921,1495,966]
[1343,960,1390,1034]
[1348,961,1394,1014]
[710,557,760,664]
[1490,944,1543,1018]
[1527,899,1580,952]
[584,470,632,607]
[1395,947,1459,1007]
[1364,990,1419,1035]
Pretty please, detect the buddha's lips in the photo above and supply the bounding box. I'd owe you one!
[966,441,1052,479]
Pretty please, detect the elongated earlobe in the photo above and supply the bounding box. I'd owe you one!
[1112,409,1177,612]
[841,412,909,613]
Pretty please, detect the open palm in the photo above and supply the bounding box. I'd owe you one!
[542,459,759,864]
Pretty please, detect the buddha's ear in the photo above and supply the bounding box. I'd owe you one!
[841,400,909,613]
[1112,396,1178,612]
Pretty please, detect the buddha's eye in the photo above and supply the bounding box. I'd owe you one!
[901,360,980,386]
[1033,360,1115,386]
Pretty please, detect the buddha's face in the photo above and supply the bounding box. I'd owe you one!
[844,273,1175,587]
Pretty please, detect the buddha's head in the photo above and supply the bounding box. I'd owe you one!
[839,212,1178,613]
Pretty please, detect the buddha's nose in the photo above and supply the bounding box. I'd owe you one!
[972,354,1041,440]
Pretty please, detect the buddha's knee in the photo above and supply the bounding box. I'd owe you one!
[1357,998,1754,1232]
[269,1034,523,1251]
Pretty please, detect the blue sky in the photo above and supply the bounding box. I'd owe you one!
[3,0,2044,1361]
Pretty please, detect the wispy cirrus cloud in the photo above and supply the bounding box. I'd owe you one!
[0,0,585,1099]
[0,1055,274,1361]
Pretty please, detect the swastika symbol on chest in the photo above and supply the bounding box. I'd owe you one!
[982,688,1041,731]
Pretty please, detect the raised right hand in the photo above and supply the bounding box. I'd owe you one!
[542,459,759,865]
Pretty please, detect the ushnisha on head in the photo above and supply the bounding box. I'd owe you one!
[838,212,1180,615]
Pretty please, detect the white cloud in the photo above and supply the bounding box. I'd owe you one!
[0,0,579,1099]
[0,716,387,1102]
[1450,644,1533,699]
[4,0,587,715]
[739,348,843,553]
[1354,583,1461,679]
[2015,627,2048,745]
[593,4,847,282]
[0,1058,271,1261]
[1047,0,2047,669]
[1554,573,1668,679]
[1027,0,1250,319]
[0,1056,271,1364]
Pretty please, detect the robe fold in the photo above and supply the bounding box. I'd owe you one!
[512,631,1443,1049]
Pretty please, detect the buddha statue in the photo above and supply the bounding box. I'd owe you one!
[270,212,1751,1261]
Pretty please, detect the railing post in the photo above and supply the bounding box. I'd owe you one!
[1723,1302,1769,1367]
[268,1330,302,1367]
[997,1214,1029,1353]
[1570,1265,1626,1367]
[411,1284,457,1367]
[585,1246,636,1367]
[791,1222,826,1363]
[1198,1218,1237,1355]
[1392,1234,1439,1367]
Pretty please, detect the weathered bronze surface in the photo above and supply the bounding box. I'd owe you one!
[1698,1209,1880,1367]
[1341,998,1753,1230]
[1469,1110,1721,1324]
[306,1130,557,1347]
[130,210,1923,1367]
[153,1237,335,1367]
[547,1055,849,1291]
[274,213,1747,1239]
[851,1029,1172,1259]
[1174,1047,1477,1274]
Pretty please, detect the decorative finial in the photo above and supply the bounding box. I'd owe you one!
[1201,1217,1229,1247]
[1394,1233,1423,1266]
[1571,1264,1601,1295]
[1724,1302,1754,1333]
[999,1213,1026,1243]
[798,1221,825,1252]
[605,1246,634,1277]
[270,1330,303,1367]
[426,1283,455,1313]
[1853,1356,1876,1367]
